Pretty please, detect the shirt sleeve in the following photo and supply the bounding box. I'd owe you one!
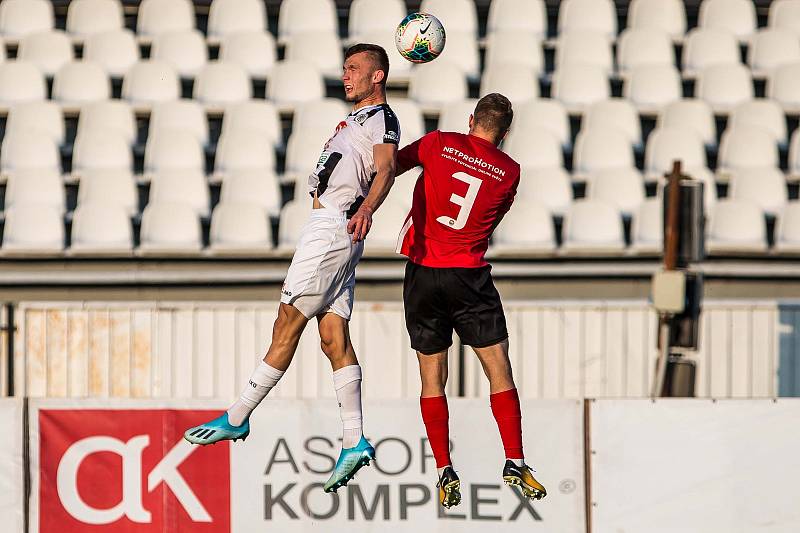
[397,130,438,172]
[367,107,401,146]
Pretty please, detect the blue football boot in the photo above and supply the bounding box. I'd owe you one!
[183,412,250,445]
[323,436,376,493]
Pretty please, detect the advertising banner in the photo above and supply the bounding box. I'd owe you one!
[29,399,585,533]
[0,398,24,533]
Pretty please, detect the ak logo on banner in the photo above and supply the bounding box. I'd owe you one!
[38,409,230,532]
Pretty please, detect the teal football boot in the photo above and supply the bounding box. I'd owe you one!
[184,412,249,445]
[323,436,376,493]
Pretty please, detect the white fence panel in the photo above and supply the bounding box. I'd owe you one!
[0,398,23,533]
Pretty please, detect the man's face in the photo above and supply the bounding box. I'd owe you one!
[342,52,377,103]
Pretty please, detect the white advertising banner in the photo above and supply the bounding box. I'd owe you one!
[590,399,800,533]
[0,398,23,533]
[28,399,584,533]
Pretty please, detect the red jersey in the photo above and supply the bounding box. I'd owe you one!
[395,130,520,268]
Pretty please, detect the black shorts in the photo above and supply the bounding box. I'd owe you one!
[403,261,508,355]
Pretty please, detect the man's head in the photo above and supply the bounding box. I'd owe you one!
[342,44,390,103]
[469,93,514,145]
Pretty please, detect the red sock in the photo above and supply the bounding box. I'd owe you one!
[420,395,451,468]
[490,388,524,459]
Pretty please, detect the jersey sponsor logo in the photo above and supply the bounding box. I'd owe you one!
[384,130,400,143]
[441,146,506,178]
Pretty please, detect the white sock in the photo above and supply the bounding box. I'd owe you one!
[509,458,525,467]
[227,361,285,426]
[333,364,363,449]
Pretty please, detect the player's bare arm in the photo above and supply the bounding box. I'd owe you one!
[348,142,398,242]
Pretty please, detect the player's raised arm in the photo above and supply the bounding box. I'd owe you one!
[348,142,397,242]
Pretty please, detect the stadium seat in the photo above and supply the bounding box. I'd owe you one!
[151,30,208,78]
[355,30,412,85]
[293,173,313,202]
[627,0,686,41]
[630,198,663,254]
[436,31,481,80]
[728,100,788,147]
[6,101,64,145]
[385,171,417,210]
[490,201,556,254]
[82,30,140,78]
[706,199,767,253]
[69,202,133,255]
[364,201,408,255]
[748,29,800,79]
[0,61,47,110]
[438,99,478,135]
[278,199,313,251]
[284,127,330,181]
[71,132,132,177]
[78,100,137,146]
[386,99,425,148]
[558,0,617,39]
[480,63,538,104]
[0,0,53,43]
[717,128,779,173]
[562,199,625,254]
[0,205,64,254]
[681,28,740,78]
[582,99,642,149]
[277,0,338,43]
[76,169,138,215]
[686,166,718,212]
[222,100,282,148]
[66,0,124,40]
[17,30,73,77]
[644,126,707,180]
[791,129,800,178]
[348,0,406,43]
[484,31,544,74]
[616,29,674,75]
[624,64,682,115]
[551,64,610,114]
[774,201,800,253]
[657,99,717,148]
[769,0,800,38]
[0,132,60,180]
[208,202,273,255]
[695,63,753,114]
[408,62,468,113]
[517,167,573,216]
[52,62,110,108]
[698,0,756,42]
[486,0,547,40]
[266,60,325,113]
[573,128,635,175]
[284,31,343,80]
[143,129,204,177]
[3,169,64,213]
[192,62,251,111]
[138,202,202,254]
[148,169,210,217]
[556,31,613,73]
[503,125,563,169]
[420,0,479,37]
[136,0,195,40]
[122,60,181,111]
[213,129,276,180]
[219,169,282,217]
[208,0,266,44]
[514,99,571,148]
[586,168,645,216]
[218,31,277,81]
[149,99,209,146]
[728,167,788,216]
[766,63,800,114]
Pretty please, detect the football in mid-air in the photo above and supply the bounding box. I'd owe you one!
[395,13,446,63]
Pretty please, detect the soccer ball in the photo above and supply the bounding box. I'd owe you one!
[395,13,446,63]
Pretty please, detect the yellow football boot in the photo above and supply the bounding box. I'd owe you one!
[437,466,461,508]
[502,460,547,500]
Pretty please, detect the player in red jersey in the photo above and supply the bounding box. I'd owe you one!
[395,94,546,508]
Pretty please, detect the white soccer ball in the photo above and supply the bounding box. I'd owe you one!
[395,13,446,63]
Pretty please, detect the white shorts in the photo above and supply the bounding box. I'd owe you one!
[280,208,364,320]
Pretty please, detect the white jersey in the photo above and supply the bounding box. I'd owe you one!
[307,103,400,216]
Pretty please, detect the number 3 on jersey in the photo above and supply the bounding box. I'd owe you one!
[436,172,483,230]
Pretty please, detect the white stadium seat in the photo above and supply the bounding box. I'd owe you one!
[151,30,208,78]
[78,100,137,146]
[52,62,110,108]
[624,64,682,115]
[385,171,417,210]
[278,0,338,43]
[695,63,753,114]
[278,199,313,250]
[616,29,674,75]
[420,0,479,37]
[213,129,276,179]
[586,168,645,216]
[706,199,767,253]
[766,63,800,114]
[66,0,124,40]
[284,31,343,80]
[71,132,132,176]
[490,201,556,254]
[122,60,181,110]
[1,132,60,178]
[627,0,686,40]
[348,0,406,43]
[69,202,133,255]
[0,0,53,42]
[208,0,266,43]
[551,64,610,114]
[144,129,204,176]
[408,62,468,113]
[222,100,282,148]
[503,126,563,169]
[0,61,47,109]
[480,63,538,104]
[83,30,140,78]
[728,167,788,216]
[484,31,544,74]
[266,60,325,113]
[775,201,800,253]
[791,129,800,177]
[436,31,481,80]
[138,202,202,254]
[3,169,64,213]
[558,0,617,39]
[631,198,663,254]
[192,62,251,110]
[148,169,210,217]
[0,205,63,254]
[6,101,64,145]
[219,169,282,217]
[137,0,195,39]
[573,128,635,175]
[718,128,779,172]
[355,30,412,85]
[748,29,800,78]
[387,99,425,148]
[517,167,573,216]
[562,199,626,254]
[514,99,571,148]
[149,99,209,146]
[556,31,613,73]
[686,166,718,212]
[486,0,547,40]
[77,169,138,215]
[728,100,788,147]
[364,201,408,255]
[698,0,756,42]
[681,28,740,78]
[438,99,478,135]
[644,126,707,179]
[219,31,277,81]
[17,30,73,77]
[284,127,330,180]
[209,202,273,254]
[657,99,717,147]
[583,99,643,148]
[769,0,800,38]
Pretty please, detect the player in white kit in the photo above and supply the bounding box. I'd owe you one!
[184,44,400,493]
